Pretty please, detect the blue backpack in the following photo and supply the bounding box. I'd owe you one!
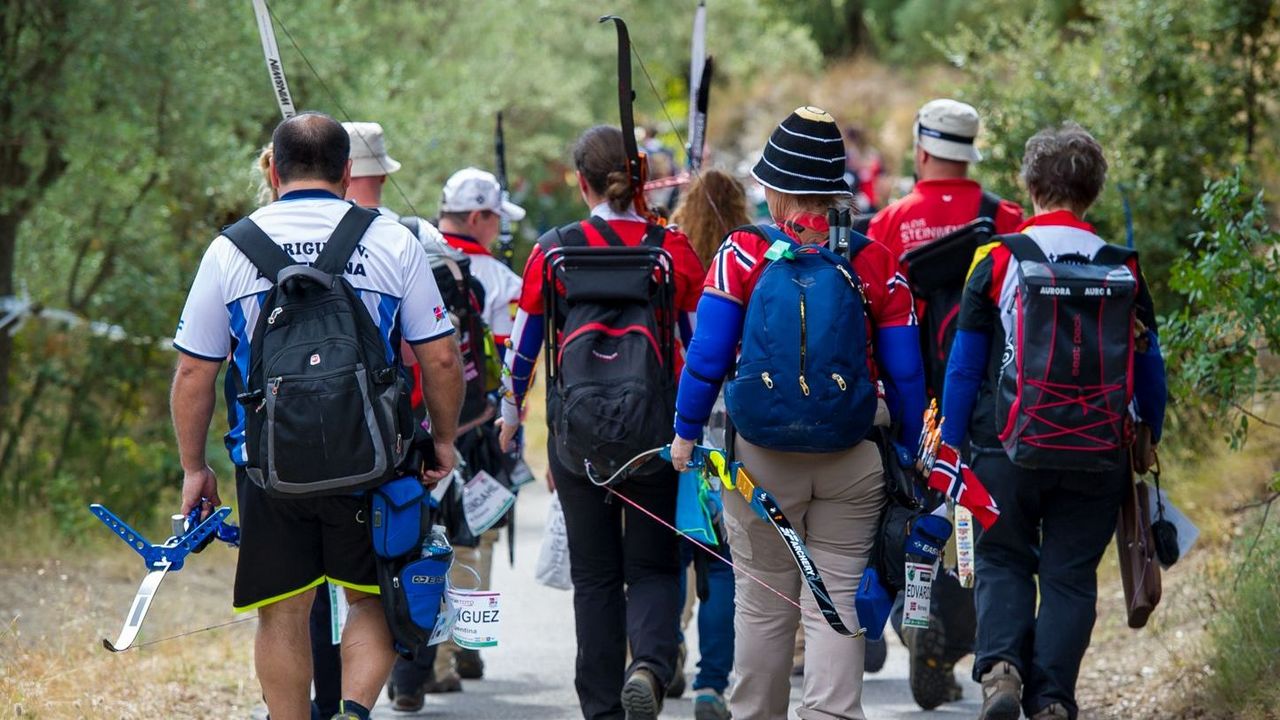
[724,225,878,453]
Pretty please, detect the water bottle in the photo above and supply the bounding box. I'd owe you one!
[423,524,453,565]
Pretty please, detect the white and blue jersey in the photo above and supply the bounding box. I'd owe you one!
[174,190,455,465]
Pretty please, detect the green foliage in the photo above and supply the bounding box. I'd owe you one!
[0,0,816,526]
[866,0,1083,63]
[1164,172,1280,450]
[1207,514,1280,715]
[942,0,1280,297]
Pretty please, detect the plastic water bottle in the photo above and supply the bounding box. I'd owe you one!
[423,524,453,564]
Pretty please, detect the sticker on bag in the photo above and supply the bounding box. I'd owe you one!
[463,470,516,535]
[954,505,975,589]
[901,560,935,629]
[448,588,502,649]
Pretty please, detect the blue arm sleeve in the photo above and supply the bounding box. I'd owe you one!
[674,294,744,440]
[940,328,991,447]
[508,312,544,408]
[876,325,927,456]
[1132,330,1168,442]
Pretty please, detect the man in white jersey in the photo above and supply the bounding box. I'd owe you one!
[171,112,464,720]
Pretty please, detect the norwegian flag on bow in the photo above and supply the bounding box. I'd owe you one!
[928,444,1001,529]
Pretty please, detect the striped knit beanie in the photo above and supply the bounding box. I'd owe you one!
[751,106,850,196]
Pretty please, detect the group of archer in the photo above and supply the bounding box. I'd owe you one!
[488,95,1167,720]
[175,112,529,720]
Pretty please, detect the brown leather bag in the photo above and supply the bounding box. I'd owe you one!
[1116,473,1162,628]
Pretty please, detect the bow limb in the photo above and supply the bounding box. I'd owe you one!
[598,15,655,222]
[250,0,297,120]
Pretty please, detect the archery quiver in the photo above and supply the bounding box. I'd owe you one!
[223,206,414,498]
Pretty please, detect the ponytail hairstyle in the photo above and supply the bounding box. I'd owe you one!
[255,143,277,205]
[573,125,634,214]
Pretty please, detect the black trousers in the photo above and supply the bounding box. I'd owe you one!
[970,450,1126,720]
[552,445,682,720]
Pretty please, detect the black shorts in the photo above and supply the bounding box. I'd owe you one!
[233,469,379,612]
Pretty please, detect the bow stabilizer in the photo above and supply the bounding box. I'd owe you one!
[495,110,517,269]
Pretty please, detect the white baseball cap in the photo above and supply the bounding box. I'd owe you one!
[439,167,526,221]
[343,121,402,178]
[914,99,983,163]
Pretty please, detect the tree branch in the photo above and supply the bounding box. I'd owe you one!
[1232,402,1280,430]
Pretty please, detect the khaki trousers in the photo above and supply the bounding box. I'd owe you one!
[724,435,885,720]
[434,528,499,677]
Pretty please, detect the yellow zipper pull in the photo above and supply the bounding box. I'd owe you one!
[799,374,810,396]
[832,373,846,391]
[761,371,774,389]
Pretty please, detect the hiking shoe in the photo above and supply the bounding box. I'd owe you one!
[456,648,485,679]
[423,670,463,694]
[388,679,425,713]
[905,615,958,710]
[621,666,662,720]
[864,636,888,673]
[978,661,1023,720]
[694,688,731,720]
[1031,702,1071,719]
[665,644,687,698]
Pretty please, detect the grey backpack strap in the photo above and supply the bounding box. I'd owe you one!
[314,205,379,275]
[222,217,296,282]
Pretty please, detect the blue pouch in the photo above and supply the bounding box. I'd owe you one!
[675,470,718,545]
[370,475,428,558]
[855,566,895,640]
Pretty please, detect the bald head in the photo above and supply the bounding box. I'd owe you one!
[271,112,350,185]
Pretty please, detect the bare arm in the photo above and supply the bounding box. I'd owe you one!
[411,335,465,479]
[171,352,223,518]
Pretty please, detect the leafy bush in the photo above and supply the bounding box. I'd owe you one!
[1164,172,1280,454]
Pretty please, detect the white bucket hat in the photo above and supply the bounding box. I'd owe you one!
[914,99,982,163]
[439,167,526,221]
[343,121,402,178]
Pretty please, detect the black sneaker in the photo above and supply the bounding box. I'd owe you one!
[621,667,662,720]
[906,614,959,710]
[864,636,888,673]
[665,644,687,698]
[456,648,485,680]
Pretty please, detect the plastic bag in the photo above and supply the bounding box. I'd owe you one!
[535,492,573,590]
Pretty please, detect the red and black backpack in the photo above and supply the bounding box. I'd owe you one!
[539,217,677,480]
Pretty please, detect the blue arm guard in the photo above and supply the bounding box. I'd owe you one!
[1133,330,1168,442]
[674,294,745,440]
[876,325,927,456]
[508,312,545,407]
[940,328,991,447]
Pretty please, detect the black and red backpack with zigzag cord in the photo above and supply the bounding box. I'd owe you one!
[995,234,1139,471]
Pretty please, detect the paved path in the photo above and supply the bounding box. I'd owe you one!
[373,483,982,719]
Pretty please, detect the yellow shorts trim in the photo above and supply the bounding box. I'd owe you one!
[328,577,381,596]
[233,576,327,613]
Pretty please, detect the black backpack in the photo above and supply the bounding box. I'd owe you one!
[402,218,492,426]
[901,191,1002,395]
[223,206,413,497]
[541,218,677,480]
